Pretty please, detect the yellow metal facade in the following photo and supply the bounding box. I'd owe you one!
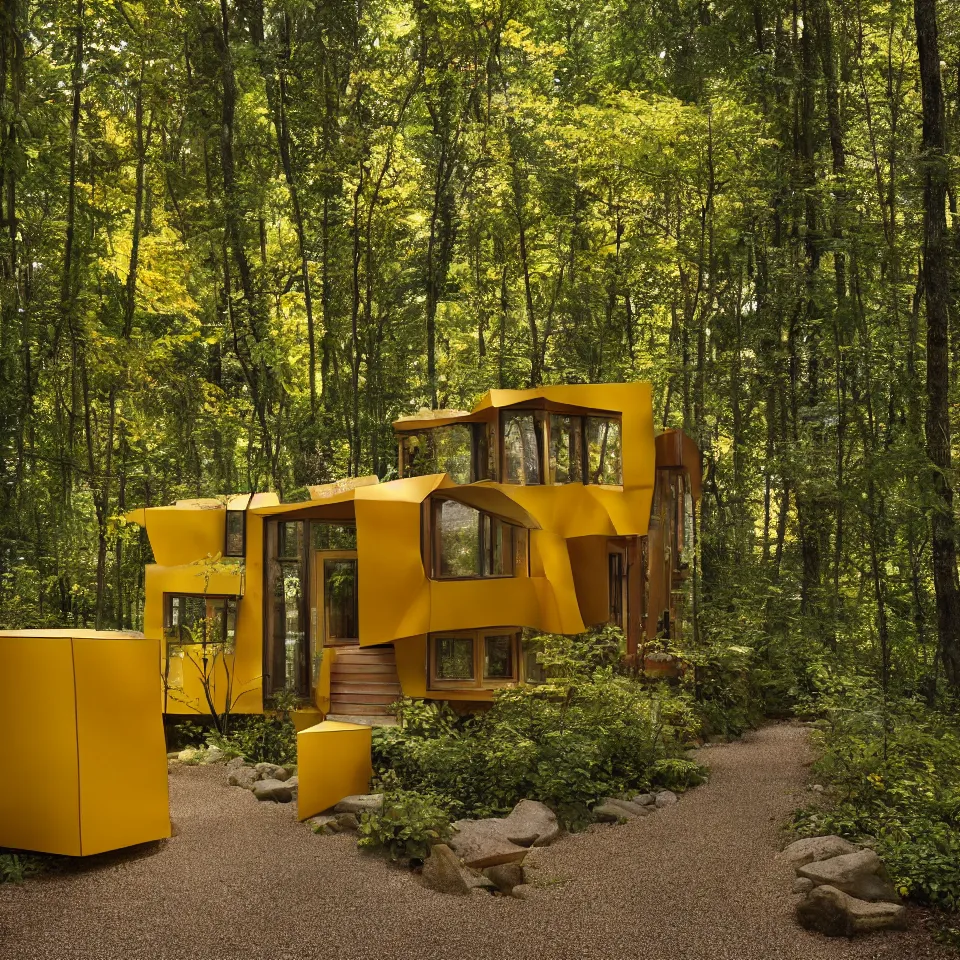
[0,631,171,856]
[129,382,695,714]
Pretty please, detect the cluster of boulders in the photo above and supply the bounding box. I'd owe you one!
[780,835,907,937]
[591,789,678,822]
[224,757,299,804]
[423,799,562,898]
[307,793,384,835]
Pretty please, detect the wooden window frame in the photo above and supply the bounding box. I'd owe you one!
[428,497,527,581]
[427,627,521,691]
[163,593,239,647]
[224,509,247,557]
[585,415,623,486]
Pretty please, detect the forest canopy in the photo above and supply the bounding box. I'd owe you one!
[1,0,960,713]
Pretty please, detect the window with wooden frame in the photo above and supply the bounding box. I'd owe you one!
[501,411,543,484]
[224,509,246,557]
[429,498,528,579]
[428,628,520,689]
[163,594,238,648]
[586,416,623,485]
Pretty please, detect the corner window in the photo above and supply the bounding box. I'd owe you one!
[164,594,238,648]
[586,417,622,485]
[502,412,542,484]
[548,414,584,484]
[225,509,246,557]
[431,498,526,579]
[429,629,520,689]
[399,424,473,483]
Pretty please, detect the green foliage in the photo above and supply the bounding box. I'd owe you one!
[0,852,48,884]
[373,631,703,826]
[357,790,455,861]
[792,680,960,911]
[167,720,207,750]
[209,712,298,766]
[649,758,708,792]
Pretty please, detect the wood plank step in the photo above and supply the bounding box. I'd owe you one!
[331,663,398,675]
[329,692,398,705]
[331,681,402,694]
[330,702,396,716]
[335,653,396,664]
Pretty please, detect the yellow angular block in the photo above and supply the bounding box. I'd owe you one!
[297,721,373,820]
[0,630,171,856]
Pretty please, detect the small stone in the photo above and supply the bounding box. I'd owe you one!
[252,778,293,803]
[796,884,907,937]
[307,816,339,835]
[483,862,525,893]
[631,793,656,806]
[203,745,224,764]
[810,784,825,793]
[593,802,632,823]
[780,836,858,867]
[333,794,383,815]
[792,877,815,895]
[254,762,289,782]
[227,766,258,790]
[166,751,180,760]
[224,757,247,772]
[655,790,678,808]
[335,812,360,832]
[511,883,536,900]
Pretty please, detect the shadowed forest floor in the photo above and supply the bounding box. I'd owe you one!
[0,723,953,960]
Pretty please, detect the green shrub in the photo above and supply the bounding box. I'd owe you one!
[371,628,703,827]
[210,714,297,765]
[793,680,960,911]
[357,790,454,860]
[0,852,47,884]
[649,757,707,791]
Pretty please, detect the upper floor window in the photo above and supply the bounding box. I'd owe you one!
[400,425,472,483]
[225,509,246,557]
[164,594,238,648]
[548,414,583,484]
[502,412,542,484]
[430,498,528,579]
[586,417,622,485]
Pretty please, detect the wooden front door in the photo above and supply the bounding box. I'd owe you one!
[316,551,360,646]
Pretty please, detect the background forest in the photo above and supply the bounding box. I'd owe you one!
[3,0,960,701]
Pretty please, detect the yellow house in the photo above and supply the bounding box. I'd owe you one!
[127,383,700,725]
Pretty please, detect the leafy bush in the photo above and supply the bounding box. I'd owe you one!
[0,852,47,884]
[792,679,960,911]
[372,628,704,827]
[649,757,707,791]
[357,790,454,860]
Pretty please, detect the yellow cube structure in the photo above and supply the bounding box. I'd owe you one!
[0,630,171,856]
[297,721,373,820]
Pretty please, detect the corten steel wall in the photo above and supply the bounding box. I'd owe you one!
[0,631,171,856]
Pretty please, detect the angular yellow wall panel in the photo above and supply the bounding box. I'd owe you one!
[0,631,170,856]
[0,635,82,856]
[297,721,373,820]
[73,637,171,856]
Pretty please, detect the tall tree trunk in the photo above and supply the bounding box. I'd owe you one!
[915,0,960,687]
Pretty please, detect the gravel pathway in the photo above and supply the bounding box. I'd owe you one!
[0,723,953,960]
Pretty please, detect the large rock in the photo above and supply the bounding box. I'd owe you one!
[203,745,224,764]
[252,778,293,803]
[483,862,525,893]
[254,762,290,782]
[421,844,493,896]
[333,794,383,815]
[796,885,907,937]
[655,790,678,808]
[335,812,360,832]
[501,800,560,847]
[631,793,656,806]
[449,819,528,869]
[781,835,858,867]
[227,766,258,790]
[593,799,654,822]
[798,850,900,903]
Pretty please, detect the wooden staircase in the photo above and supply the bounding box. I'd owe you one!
[327,645,400,726]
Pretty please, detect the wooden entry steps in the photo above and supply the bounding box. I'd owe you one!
[328,645,400,724]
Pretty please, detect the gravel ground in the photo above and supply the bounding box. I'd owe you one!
[0,722,953,960]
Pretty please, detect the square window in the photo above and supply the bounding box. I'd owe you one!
[434,636,475,681]
[484,635,514,680]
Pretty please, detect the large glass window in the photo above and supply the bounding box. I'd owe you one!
[265,519,308,696]
[432,498,524,578]
[586,417,622,485]
[400,425,472,483]
[548,414,584,484]
[312,522,358,551]
[164,594,237,648]
[429,629,520,688]
[224,510,246,557]
[502,412,542,484]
